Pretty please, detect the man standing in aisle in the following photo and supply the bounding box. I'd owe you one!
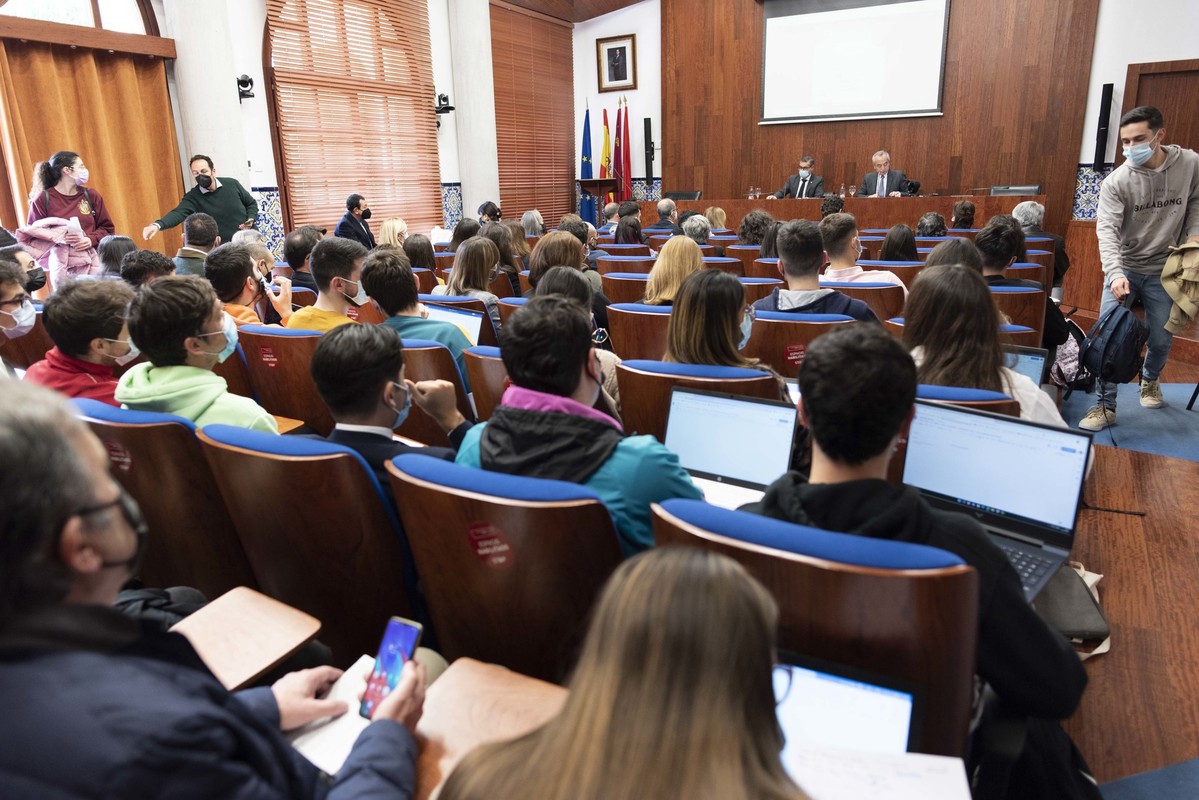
[142,155,259,245]
[336,194,377,249]
[1079,106,1199,431]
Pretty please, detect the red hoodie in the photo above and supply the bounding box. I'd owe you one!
[24,347,120,405]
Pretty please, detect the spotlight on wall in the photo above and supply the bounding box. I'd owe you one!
[434,92,455,128]
[237,75,255,103]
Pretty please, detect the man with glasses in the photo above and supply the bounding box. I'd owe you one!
[0,381,425,798]
[0,258,34,343]
[285,236,367,333]
[858,150,910,198]
[114,275,277,432]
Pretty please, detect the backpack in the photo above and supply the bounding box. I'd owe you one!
[1078,290,1149,386]
[1050,317,1094,398]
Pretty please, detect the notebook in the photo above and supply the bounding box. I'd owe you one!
[774,652,922,756]
[1002,344,1050,386]
[901,400,1092,600]
[422,303,484,345]
[663,387,797,509]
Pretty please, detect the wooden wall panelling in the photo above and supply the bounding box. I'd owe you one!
[1122,59,1199,160]
[1062,220,1100,314]
[501,0,644,22]
[660,0,1100,244]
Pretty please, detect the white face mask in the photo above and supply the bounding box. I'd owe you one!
[341,277,368,306]
[104,337,141,366]
[0,300,36,339]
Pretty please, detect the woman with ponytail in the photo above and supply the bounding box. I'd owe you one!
[26,151,115,249]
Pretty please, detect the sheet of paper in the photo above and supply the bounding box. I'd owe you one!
[789,745,971,800]
[286,654,373,775]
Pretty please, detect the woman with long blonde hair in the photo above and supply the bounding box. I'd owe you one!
[377,216,408,247]
[643,236,702,305]
[439,547,808,800]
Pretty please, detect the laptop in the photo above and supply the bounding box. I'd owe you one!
[1002,344,1050,386]
[422,303,484,345]
[901,400,1092,600]
[774,651,923,756]
[663,387,797,510]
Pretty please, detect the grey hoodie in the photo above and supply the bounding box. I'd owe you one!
[1096,143,1199,282]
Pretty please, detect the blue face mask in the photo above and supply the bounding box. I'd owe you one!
[798,169,811,179]
[197,312,238,363]
[738,308,754,350]
[389,382,411,428]
[1123,134,1158,167]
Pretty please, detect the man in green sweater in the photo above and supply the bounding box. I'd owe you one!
[141,154,259,244]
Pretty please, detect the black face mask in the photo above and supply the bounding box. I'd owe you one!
[360,208,372,220]
[195,174,213,189]
[24,268,46,293]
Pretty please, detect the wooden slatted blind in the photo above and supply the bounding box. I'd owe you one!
[266,0,442,234]
[490,2,574,224]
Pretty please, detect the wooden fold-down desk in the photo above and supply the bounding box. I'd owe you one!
[638,196,1045,233]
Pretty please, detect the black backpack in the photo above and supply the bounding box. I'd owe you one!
[1078,290,1149,386]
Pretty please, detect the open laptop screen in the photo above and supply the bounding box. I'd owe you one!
[422,303,484,345]
[664,388,796,489]
[1002,344,1049,386]
[774,654,919,755]
[902,400,1090,537]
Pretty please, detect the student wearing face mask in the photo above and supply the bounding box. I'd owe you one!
[0,244,47,295]
[0,259,36,348]
[141,155,259,245]
[26,151,116,250]
[768,155,825,200]
[285,237,368,333]
[203,242,293,327]
[1081,106,1199,431]
[24,278,137,406]
[115,275,277,433]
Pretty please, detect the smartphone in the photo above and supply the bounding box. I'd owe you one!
[359,616,422,719]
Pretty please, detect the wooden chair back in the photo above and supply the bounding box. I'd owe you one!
[497,297,526,327]
[652,500,978,757]
[73,401,258,599]
[648,234,674,250]
[600,273,651,305]
[386,455,623,682]
[1000,325,1040,347]
[394,340,474,446]
[749,257,781,279]
[597,255,655,274]
[518,270,532,294]
[823,282,906,320]
[236,326,333,435]
[197,427,413,664]
[724,244,762,275]
[213,345,256,399]
[412,268,437,294]
[434,241,451,252]
[289,287,317,308]
[345,301,388,325]
[463,346,507,420]
[743,313,855,377]
[697,244,716,256]
[616,361,780,441]
[487,271,515,298]
[600,243,651,257]
[271,265,295,280]
[701,256,744,277]
[1007,262,1049,289]
[1024,249,1054,278]
[855,261,924,290]
[606,304,670,361]
[434,251,457,274]
[990,287,1045,336]
[739,277,784,305]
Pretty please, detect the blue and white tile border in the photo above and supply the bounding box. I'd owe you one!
[250,187,285,261]
[1073,164,1114,221]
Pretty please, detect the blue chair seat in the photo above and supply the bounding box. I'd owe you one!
[917,384,1011,403]
[420,293,479,303]
[73,398,196,429]
[499,297,527,307]
[820,281,897,289]
[610,303,672,314]
[739,277,783,284]
[466,345,501,359]
[598,254,659,260]
[241,323,323,337]
[755,311,855,323]
[988,285,1041,293]
[604,272,651,280]
[393,453,603,503]
[858,260,923,267]
[621,359,769,379]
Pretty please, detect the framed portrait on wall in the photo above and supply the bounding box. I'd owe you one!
[596,34,637,93]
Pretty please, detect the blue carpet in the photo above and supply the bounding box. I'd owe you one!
[1102,757,1199,799]
[1061,383,1199,463]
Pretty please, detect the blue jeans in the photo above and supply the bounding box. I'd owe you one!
[1096,270,1173,409]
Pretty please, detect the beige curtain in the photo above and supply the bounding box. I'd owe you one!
[0,38,184,255]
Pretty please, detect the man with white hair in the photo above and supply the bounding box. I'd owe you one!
[681,213,722,256]
[645,198,684,234]
[1012,200,1070,293]
[597,202,620,233]
[858,150,910,198]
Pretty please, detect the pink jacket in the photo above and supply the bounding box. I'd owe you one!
[16,217,103,291]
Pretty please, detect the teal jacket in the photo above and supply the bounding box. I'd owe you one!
[115,364,277,433]
[456,422,702,556]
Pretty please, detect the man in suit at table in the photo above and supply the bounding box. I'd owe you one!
[335,193,377,249]
[858,150,910,197]
[769,155,825,200]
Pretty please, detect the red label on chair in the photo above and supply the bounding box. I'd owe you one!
[344,306,361,321]
[104,441,133,473]
[259,346,278,367]
[785,344,808,367]
[467,522,514,570]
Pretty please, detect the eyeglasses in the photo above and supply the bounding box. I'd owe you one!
[77,486,148,538]
[772,663,795,706]
[0,295,30,310]
[591,327,610,346]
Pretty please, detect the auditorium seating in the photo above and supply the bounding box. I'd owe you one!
[1007,262,1049,288]
[463,345,507,420]
[744,312,855,377]
[346,300,388,325]
[989,286,1045,337]
[821,281,906,320]
[418,294,500,346]
[518,269,532,293]
[386,454,623,682]
[855,261,924,290]
[607,303,671,361]
[394,338,474,446]
[601,243,651,257]
[197,425,415,664]
[210,344,257,400]
[616,360,779,441]
[289,287,317,307]
[72,400,259,600]
[601,273,651,305]
[488,271,515,299]
[723,244,762,275]
[749,257,781,279]
[1024,249,1055,277]
[883,317,1039,348]
[412,268,437,294]
[648,235,674,250]
[701,256,744,277]
[652,498,978,757]
[597,255,655,274]
[497,296,527,326]
[434,251,457,274]
[739,277,785,304]
[236,325,332,434]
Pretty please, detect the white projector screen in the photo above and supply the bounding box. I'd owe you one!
[762,0,950,124]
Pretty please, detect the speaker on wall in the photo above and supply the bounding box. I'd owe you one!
[1094,83,1114,170]
[644,117,654,184]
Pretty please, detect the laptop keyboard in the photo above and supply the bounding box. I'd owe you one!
[996,542,1055,593]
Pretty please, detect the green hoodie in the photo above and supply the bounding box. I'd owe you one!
[115,363,278,434]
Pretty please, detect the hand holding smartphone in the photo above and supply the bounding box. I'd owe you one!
[359,617,422,719]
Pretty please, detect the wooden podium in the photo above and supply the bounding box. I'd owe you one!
[579,178,619,227]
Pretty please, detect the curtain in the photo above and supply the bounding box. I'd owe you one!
[0,39,184,255]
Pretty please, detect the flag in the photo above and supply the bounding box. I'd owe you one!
[621,98,633,203]
[600,109,612,204]
[580,107,593,180]
[613,103,624,200]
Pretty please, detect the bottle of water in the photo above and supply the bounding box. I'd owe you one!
[839,183,846,199]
